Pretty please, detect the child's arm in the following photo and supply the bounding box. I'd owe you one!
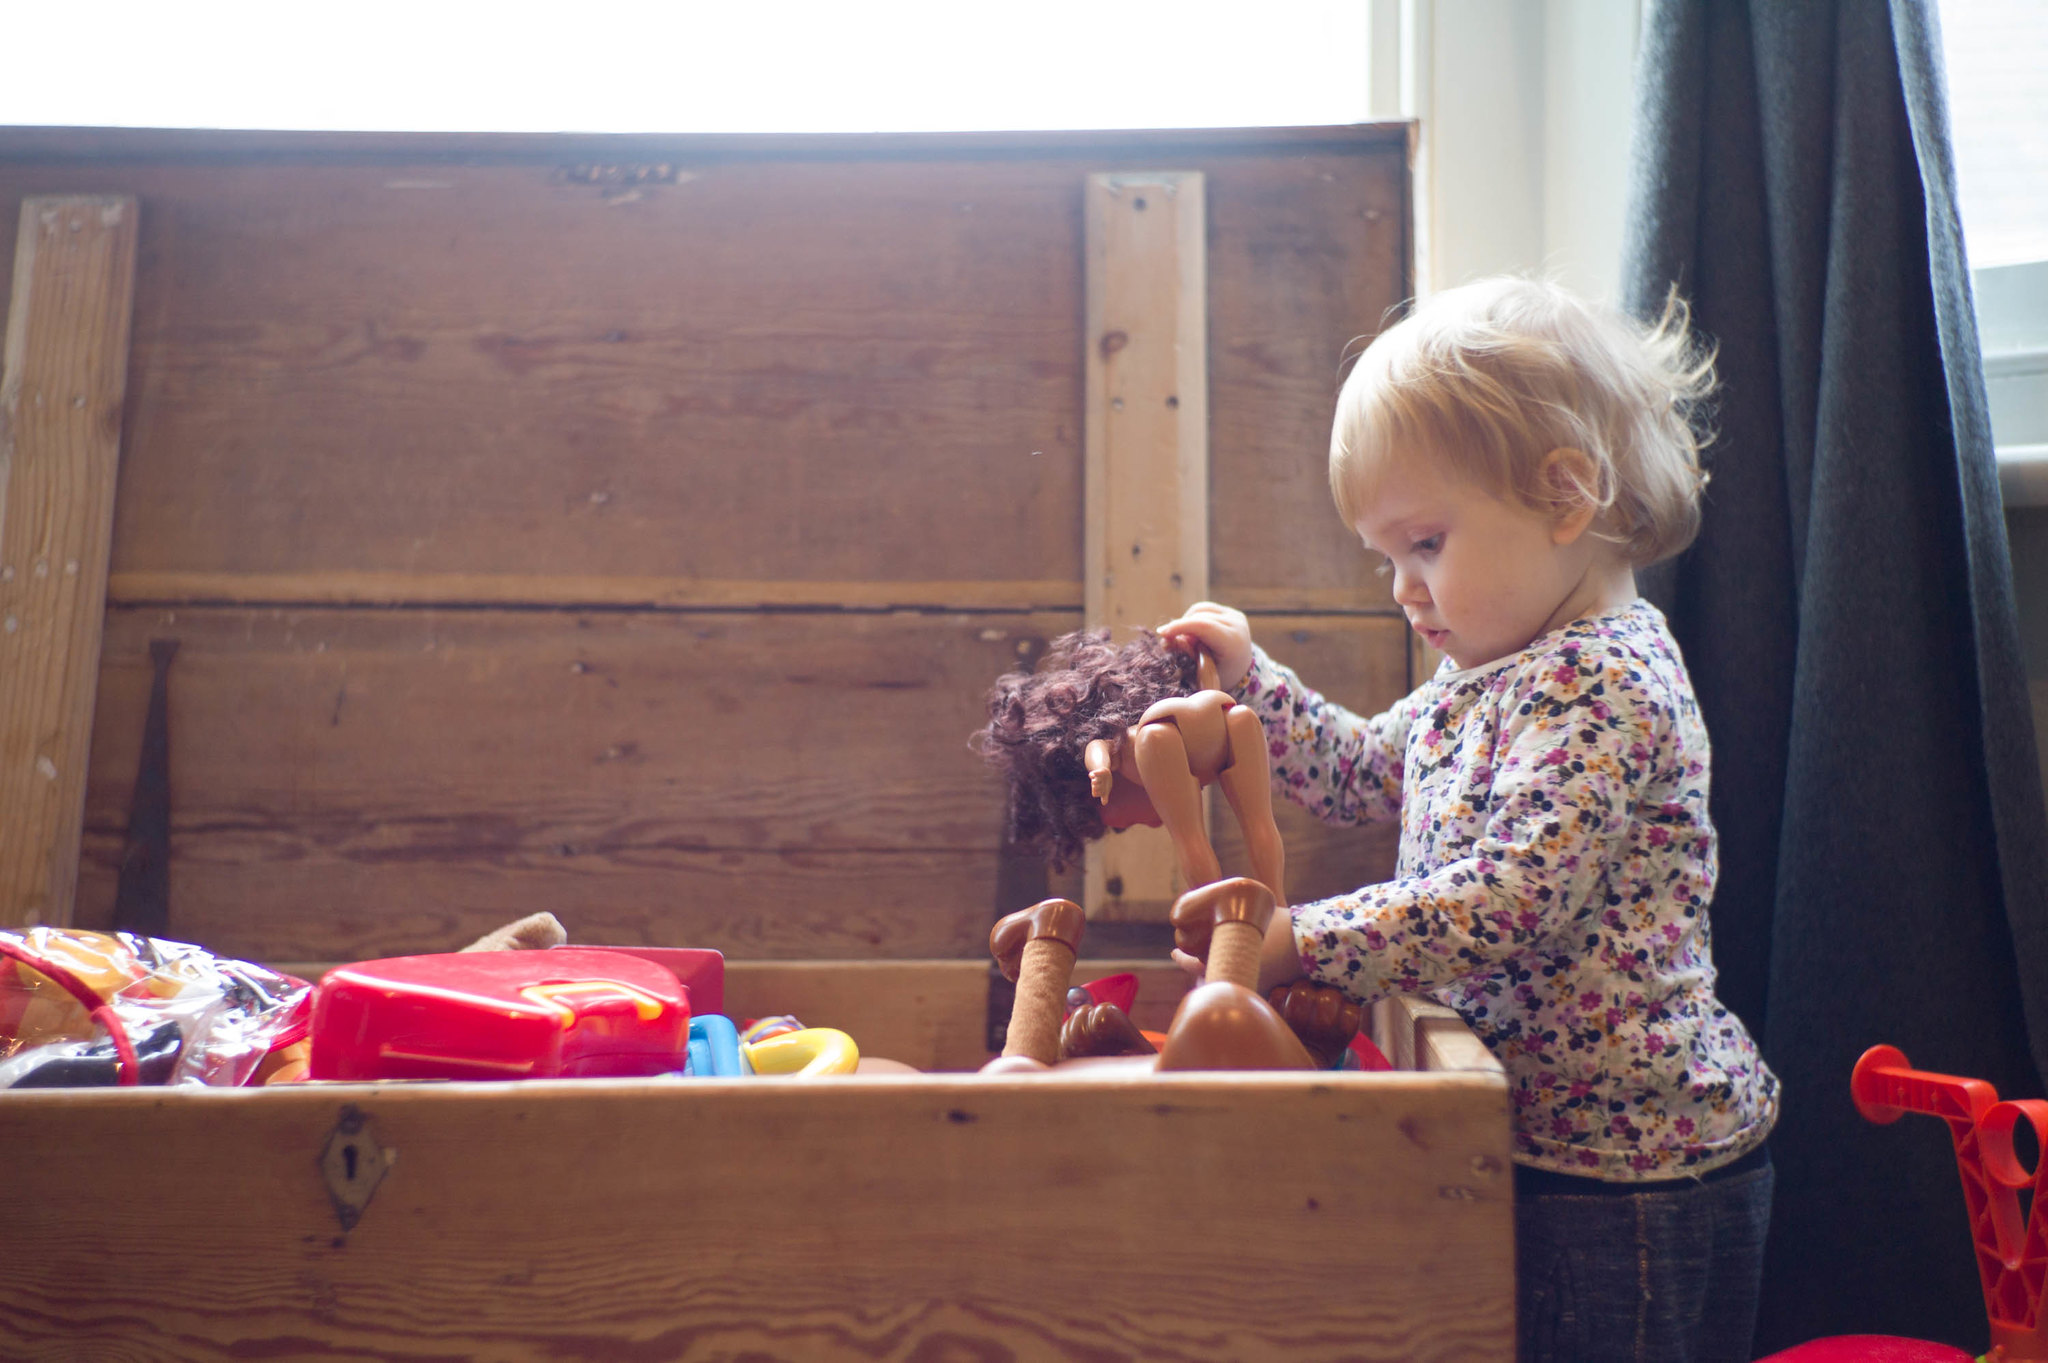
[1240,648,1413,827]
[1286,648,1685,1003]
[1158,601,1414,828]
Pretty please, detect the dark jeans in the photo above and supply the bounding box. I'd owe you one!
[1515,1147,1774,1363]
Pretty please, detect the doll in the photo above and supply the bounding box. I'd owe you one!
[971,629,1285,905]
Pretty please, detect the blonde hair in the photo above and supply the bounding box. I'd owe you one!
[1329,277,1716,566]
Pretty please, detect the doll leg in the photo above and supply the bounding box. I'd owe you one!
[1132,720,1224,890]
[1216,705,1286,906]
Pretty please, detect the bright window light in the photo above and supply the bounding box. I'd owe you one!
[0,1,1373,135]
[1941,0,2048,269]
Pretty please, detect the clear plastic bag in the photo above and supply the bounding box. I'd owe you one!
[0,927,311,1088]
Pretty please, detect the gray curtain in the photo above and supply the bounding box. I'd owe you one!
[1622,0,2048,1353]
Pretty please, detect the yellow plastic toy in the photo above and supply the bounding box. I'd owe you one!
[740,1027,859,1076]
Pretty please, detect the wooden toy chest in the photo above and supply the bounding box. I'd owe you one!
[0,124,1517,1359]
[0,985,1512,1362]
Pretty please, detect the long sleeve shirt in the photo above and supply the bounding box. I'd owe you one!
[1239,599,1777,1179]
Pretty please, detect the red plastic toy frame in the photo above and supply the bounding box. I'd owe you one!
[1852,1044,2048,1360]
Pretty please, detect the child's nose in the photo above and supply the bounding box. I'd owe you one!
[1391,566,1429,606]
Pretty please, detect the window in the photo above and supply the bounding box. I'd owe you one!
[1940,0,2048,501]
[0,2,1372,135]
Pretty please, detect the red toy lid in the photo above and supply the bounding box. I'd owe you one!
[311,949,690,1081]
[327,948,685,1002]
[548,944,724,1018]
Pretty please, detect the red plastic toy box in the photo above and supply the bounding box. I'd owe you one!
[309,948,691,1081]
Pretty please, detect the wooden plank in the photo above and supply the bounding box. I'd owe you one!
[0,1072,1515,1362]
[0,122,1416,164]
[1084,170,1208,922]
[74,607,1078,962]
[1378,994,1501,1075]
[1082,171,1208,661]
[1223,585,1403,614]
[1419,1007,1502,1073]
[56,160,1087,591]
[1206,148,1409,609]
[106,571,1082,612]
[0,195,138,927]
[720,959,994,1072]
[0,140,1407,605]
[1371,996,1402,1062]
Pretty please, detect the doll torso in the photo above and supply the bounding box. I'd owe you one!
[1130,690,1240,785]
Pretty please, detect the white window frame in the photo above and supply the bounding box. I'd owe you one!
[1372,0,1643,305]
[1983,262,2048,506]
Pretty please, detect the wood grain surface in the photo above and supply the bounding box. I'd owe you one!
[70,609,1408,962]
[0,133,1407,605]
[1083,169,1208,919]
[0,127,1414,963]
[1375,995,1505,1076]
[72,607,1057,960]
[0,1070,1514,1362]
[0,195,138,927]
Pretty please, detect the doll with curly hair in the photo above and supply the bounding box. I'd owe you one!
[970,628,1285,905]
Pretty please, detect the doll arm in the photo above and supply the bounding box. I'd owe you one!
[1084,737,1118,803]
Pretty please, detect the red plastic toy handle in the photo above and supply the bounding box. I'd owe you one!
[1850,1044,1997,1127]
[1851,1044,2048,1359]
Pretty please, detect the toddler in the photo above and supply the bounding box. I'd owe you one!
[1160,277,1778,1363]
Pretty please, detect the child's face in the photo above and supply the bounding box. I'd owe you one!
[1352,455,1598,671]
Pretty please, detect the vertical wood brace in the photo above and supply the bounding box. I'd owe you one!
[1082,171,1207,922]
[0,196,139,927]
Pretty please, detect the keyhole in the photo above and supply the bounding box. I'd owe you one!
[343,1143,358,1181]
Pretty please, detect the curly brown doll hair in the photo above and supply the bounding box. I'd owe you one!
[969,628,1199,870]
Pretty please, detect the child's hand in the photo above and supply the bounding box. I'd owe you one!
[1156,601,1254,692]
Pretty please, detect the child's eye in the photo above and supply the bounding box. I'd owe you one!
[1412,535,1444,555]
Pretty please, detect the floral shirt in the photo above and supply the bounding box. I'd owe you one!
[1239,599,1778,1179]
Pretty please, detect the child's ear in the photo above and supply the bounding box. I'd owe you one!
[1539,447,1603,545]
